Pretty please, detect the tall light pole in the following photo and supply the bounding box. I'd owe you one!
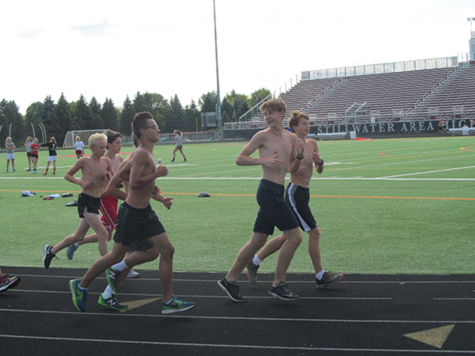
[213,0,222,140]
[468,17,475,61]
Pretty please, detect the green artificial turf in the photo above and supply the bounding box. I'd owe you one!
[1,136,474,274]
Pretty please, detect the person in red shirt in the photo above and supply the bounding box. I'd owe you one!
[30,138,40,174]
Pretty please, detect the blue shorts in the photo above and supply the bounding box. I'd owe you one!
[253,179,299,236]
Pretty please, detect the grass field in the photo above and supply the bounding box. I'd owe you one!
[1,136,474,274]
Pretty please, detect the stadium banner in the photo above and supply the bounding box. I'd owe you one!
[223,119,473,140]
[314,119,471,135]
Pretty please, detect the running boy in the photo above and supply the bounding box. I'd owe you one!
[69,112,194,314]
[218,98,305,302]
[42,134,111,268]
[67,131,124,258]
[247,111,343,288]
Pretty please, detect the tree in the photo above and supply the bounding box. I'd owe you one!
[120,95,135,135]
[0,100,24,145]
[53,93,73,145]
[134,92,169,130]
[234,97,250,120]
[74,95,93,131]
[101,98,119,131]
[40,96,55,143]
[166,95,186,132]
[221,97,234,122]
[184,100,201,132]
[199,91,217,113]
[249,88,271,107]
[25,102,43,138]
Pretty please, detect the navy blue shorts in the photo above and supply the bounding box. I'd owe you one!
[253,179,299,236]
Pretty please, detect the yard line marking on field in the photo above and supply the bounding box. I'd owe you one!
[3,334,475,354]
[379,166,475,179]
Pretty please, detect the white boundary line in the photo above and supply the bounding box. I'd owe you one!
[2,334,474,354]
[1,308,474,324]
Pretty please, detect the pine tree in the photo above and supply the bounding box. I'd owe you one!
[185,100,201,132]
[75,95,93,131]
[53,93,73,145]
[40,96,55,143]
[120,95,135,135]
[101,98,119,131]
[1,101,24,144]
[166,95,186,132]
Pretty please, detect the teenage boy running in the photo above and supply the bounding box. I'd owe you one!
[247,111,343,288]
[43,134,111,268]
[218,98,305,302]
[69,112,194,314]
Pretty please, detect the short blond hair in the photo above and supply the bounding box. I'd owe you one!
[89,133,107,147]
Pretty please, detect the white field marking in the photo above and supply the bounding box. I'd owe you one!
[3,308,475,325]
[328,152,475,172]
[12,289,390,300]
[15,274,475,284]
[379,166,475,178]
[3,335,475,354]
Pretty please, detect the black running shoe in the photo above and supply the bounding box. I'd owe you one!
[218,278,245,302]
[269,282,299,301]
[43,245,57,269]
[106,267,120,292]
[98,294,128,311]
[246,261,259,284]
[316,272,343,289]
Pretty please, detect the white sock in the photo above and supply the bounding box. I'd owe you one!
[252,256,262,266]
[316,270,325,280]
[102,285,115,299]
[112,259,129,272]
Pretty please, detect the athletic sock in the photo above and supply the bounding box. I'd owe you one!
[73,243,78,248]
[77,284,87,291]
[112,259,129,272]
[252,256,262,266]
[316,270,325,280]
[102,286,114,299]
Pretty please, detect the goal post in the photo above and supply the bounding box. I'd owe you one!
[63,129,110,147]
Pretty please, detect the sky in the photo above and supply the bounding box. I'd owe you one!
[1,0,474,115]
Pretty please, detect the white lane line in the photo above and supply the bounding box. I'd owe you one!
[1,308,474,324]
[2,334,473,354]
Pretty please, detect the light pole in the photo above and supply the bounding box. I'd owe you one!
[468,17,475,34]
[213,0,222,140]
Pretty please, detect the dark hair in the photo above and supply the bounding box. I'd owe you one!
[106,130,122,148]
[131,112,153,139]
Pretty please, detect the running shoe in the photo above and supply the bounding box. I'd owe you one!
[98,294,128,311]
[0,276,21,292]
[162,296,195,314]
[43,245,57,269]
[316,272,343,289]
[218,278,245,302]
[66,244,78,260]
[126,269,140,278]
[70,279,88,312]
[106,267,120,292]
[246,261,259,284]
[268,282,299,301]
